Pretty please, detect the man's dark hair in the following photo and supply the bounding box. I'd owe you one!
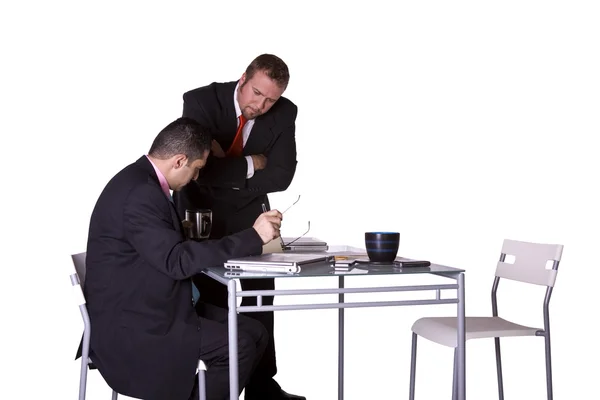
[148,117,211,162]
[244,54,290,89]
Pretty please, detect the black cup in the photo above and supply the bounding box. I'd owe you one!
[365,232,400,263]
[185,209,212,240]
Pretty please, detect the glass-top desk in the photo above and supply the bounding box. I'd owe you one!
[202,250,466,400]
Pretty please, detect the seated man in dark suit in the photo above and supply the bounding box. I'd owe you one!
[84,117,283,400]
[174,54,304,400]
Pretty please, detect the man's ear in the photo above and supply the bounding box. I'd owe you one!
[173,154,188,169]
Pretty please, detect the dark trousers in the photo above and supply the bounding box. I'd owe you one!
[189,301,268,400]
[192,273,280,397]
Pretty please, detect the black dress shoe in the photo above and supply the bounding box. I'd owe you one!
[277,388,306,400]
[245,387,306,400]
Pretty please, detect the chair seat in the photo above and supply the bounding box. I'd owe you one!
[412,316,541,348]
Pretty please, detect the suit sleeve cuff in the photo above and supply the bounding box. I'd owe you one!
[245,155,255,179]
[239,227,265,255]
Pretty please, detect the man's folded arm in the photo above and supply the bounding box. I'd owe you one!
[243,121,297,195]
[195,156,248,188]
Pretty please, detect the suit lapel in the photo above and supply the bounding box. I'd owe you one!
[137,157,184,236]
[215,82,239,150]
[244,113,277,155]
[168,200,184,235]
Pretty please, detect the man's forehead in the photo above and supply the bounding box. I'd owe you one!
[248,71,284,99]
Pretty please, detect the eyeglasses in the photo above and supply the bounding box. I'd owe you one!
[262,195,301,216]
[281,194,301,214]
[282,221,311,247]
[267,195,310,249]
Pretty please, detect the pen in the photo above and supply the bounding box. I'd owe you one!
[261,203,267,213]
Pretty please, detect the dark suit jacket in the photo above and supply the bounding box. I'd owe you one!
[173,80,298,237]
[84,156,263,400]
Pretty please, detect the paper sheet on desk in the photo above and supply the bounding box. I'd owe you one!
[262,238,284,254]
[331,268,368,274]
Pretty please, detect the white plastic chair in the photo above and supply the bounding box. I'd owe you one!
[70,252,208,400]
[408,239,564,400]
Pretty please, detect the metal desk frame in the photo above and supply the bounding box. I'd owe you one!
[203,263,466,400]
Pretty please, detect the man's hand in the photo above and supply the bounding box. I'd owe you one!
[181,220,193,240]
[252,209,283,244]
[251,154,268,170]
[211,140,226,158]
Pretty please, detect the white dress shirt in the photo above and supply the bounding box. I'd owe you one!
[233,82,256,179]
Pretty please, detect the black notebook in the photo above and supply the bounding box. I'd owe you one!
[355,259,431,268]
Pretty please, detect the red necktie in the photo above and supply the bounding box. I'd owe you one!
[226,114,247,157]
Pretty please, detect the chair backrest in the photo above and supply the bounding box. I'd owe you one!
[494,239,563,287]
[70,252,88,310]
[72,252,87,286]
[70,251,93,400]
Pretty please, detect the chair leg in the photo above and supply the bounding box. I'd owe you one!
[494,337,504,400]
[544,333,553,400]
[79,359,89,400]
[452,349,458,400]
[198,369,206,400]
[409,332,418,400]
[111,390,118,400]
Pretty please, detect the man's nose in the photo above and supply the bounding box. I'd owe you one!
[258,97,268,110]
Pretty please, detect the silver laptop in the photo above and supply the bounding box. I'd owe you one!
[281,237,328,246]
[224,253,331,274]
[280,237,329,252]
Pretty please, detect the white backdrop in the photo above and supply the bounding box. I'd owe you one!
[1,1,599,399]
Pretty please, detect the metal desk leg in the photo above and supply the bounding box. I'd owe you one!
[457,273,466,400]
[227,280,239,400]
[338,276,344,400]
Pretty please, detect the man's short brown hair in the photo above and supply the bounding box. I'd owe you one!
[244,54,290,90]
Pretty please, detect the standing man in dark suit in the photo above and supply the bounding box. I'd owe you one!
[84,117,284,400]
[173,54,303,400]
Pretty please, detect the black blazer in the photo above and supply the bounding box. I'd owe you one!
[84,156,263,400]
[173,81,298,236]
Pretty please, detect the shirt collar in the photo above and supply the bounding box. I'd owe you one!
[145,155,171,200]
